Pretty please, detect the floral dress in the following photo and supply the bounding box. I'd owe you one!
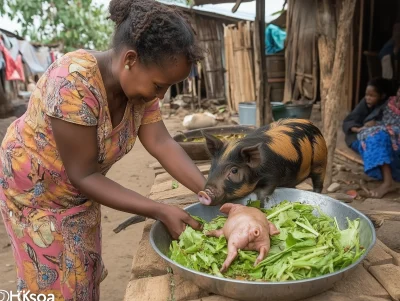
[0,49,162,300]
[352,96,400,181]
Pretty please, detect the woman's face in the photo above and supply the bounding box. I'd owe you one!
[365,85,382,108]
[118,50,192,105]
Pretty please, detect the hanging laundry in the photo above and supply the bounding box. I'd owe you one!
[7,37,20,61]
[0,40,25,81]
[265,24,287,54]
[0,52,5,70]
[18,40,46,74]
[36,46,52,70]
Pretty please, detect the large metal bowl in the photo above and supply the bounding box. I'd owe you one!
[149,188,376,301]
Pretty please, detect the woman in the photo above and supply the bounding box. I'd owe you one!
[0,1,206,299]
[343,78,400,198]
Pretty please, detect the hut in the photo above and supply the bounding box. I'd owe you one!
[284,0,400,119]
[160,0,284,126]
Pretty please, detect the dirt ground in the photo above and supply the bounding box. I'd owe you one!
[0,117,183,300]
[0,115,399,300]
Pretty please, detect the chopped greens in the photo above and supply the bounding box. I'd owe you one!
[169,200,365,282]
[172,180,179,189]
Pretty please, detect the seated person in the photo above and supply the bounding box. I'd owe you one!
[343,78,400,198]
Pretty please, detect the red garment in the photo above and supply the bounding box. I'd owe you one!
[50,51,55,62]
[0,39,25,81]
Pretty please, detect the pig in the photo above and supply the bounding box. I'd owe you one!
[206,203,280,272]
[198,118,327,206]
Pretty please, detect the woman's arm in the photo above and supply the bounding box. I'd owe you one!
[50,117,201,239]
[138,121,206,193]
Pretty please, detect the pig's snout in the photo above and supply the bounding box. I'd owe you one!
[198,190,212,206]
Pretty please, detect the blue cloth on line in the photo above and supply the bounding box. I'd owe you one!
[265,24,286,54]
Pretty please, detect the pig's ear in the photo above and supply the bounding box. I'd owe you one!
[241,143,262,168]
[203,131,224,157]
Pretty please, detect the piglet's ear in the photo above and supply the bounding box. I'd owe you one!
[203,131,224,157]
[241,143,262,169]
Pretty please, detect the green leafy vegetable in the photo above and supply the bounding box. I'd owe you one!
[172,180,179,189]
[169,201,365,282]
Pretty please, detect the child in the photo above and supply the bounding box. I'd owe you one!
[343,78,400,198]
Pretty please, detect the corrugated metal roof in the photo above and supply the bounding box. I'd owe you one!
[192,0,252,6]
[158,0,285,22]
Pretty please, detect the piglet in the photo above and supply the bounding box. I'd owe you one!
[206,203,280,273]
[199,118,328,206]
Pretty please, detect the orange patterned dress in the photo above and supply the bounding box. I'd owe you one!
[0,49,162,300]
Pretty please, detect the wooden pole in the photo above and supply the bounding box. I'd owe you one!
[355,0,365,106]
[255,0,270,126]
[323,0,357,187]
[316,0,337,129]
[197,62,202,110]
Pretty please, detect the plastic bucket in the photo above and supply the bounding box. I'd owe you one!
[238,102,257,126]
[271,101,286,121]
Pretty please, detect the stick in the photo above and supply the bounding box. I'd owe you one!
[361,210,400,222]
[113,215,147,234]
[335,148,364,166]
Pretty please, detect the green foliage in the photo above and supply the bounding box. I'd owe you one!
[1,0,113,52]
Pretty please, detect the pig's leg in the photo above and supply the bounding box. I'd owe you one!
[310,166,325,193]
[268,221,280,236]
[206,229,224,238]
[254,245,268,266]
[220,240,238,273]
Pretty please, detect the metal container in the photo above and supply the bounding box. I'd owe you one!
[238,102,257,126]
[271,102,313,121]
[173,125,256,161]
[149,188,376,301]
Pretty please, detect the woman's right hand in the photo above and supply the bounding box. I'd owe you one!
[158,205,202,239]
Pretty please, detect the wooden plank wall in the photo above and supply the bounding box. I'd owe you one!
[283,0,318,104]
[193,15,226,100]
[284,0,362,119]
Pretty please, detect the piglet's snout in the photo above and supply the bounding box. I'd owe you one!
[198,191,212,205]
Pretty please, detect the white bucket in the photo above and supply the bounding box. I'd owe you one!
[238,102,257,126]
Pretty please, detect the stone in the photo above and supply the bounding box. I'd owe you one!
[327,183,341,193]
[131,220,169,279]
[188,296,238,301]
[363,243,393,269]
[173,274,209,300]
[304,291,389,301]
[124,275,170,301]
[376,239,400,266]
[332,265,389,298]
[296,182,313,191]
[124,274,205,301]
[370,264,400,301]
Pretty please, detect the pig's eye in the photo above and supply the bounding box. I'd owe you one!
[231,168,238,175]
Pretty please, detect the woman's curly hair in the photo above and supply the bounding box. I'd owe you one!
[108,0,204,65]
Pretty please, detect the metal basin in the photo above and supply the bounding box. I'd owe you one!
[172,125,256,161]
[149,188,376,301]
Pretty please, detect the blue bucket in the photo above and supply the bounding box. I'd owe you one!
[238,102,257,126]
